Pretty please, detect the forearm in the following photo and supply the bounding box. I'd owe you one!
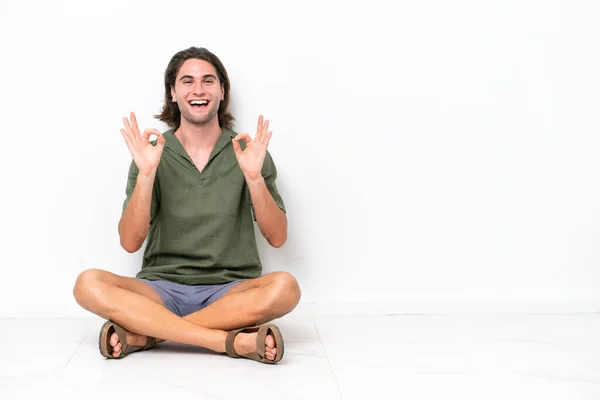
[246,176,287,248]
[118,169,156,253]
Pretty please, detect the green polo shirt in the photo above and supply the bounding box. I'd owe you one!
[121,128,286,285]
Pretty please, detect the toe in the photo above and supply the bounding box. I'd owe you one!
[265,334,275,349]
[265,334,277,360]
[109,332,119,347]
[112,342,122,357]
[265,350,274,360]
[265,346,276,355]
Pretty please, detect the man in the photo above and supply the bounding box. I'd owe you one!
[73,47,300,364]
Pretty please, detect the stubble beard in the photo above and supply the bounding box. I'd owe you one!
[179,99,221,126]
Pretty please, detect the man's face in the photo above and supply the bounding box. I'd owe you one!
[171,58,225,126]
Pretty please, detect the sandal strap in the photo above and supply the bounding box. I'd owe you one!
[225,325,280,363]
[255,326,270,359]
[110,323,155,358]
[225,329,243,358]
[143,336,157,351]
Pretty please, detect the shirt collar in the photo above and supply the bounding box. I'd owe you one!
[163,127,237,161]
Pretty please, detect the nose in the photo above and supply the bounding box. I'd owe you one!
[192,81,206,96]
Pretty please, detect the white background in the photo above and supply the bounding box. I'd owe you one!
[0,0,599,317]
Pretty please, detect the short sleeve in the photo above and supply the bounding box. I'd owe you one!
[250,151,286,221]
[121,159,160,222]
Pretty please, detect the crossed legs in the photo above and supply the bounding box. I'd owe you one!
[73,269,301,359]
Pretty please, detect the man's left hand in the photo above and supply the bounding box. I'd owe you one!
[232,115,273,182]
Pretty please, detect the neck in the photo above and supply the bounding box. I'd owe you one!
[174,117,222,155]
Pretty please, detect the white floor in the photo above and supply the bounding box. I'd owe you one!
[1,312,600,399]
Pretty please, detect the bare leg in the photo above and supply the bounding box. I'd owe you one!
[183,271,302,330]
[74,269,229,353]
[73,269,301,359]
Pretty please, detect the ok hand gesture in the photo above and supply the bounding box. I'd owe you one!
[120,112,165,175]
[232,115,273,181]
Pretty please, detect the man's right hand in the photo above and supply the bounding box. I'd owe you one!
[120,112,165,176]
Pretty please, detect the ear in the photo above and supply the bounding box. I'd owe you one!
[221,85,225,101]
[170,86,177,103]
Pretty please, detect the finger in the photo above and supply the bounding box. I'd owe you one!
[260,119,270,144]
[130,112,139,133]
[255,115,264,141]
[256,115,263,134]
[144,129,164,149]
[120,128,134,150]
[156,132,166,146]
[234,133,252,144]
[231,137,243,157]
[121,130,141,160]
[123,117,135,141]
[262,131,273,149]
[143,128,161,141]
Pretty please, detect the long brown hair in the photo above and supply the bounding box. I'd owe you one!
[155,47,234,130]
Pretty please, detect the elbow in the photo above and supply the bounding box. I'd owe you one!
[120,238,140,253]
[118,219,144,253]
[270,240,285,248]
[269,232,287,248]
[118,226,142,253]
[268,215,288,248]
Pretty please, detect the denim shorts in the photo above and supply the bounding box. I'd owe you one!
[138,278,243,317]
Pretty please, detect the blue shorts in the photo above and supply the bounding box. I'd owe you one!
[138,278,243,317]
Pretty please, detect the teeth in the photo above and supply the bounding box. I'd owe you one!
[190,100,208,105]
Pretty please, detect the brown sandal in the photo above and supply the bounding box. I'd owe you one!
[225,324,284,364]
[98,320,157,359]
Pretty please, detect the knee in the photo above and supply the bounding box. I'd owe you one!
[266,272,301,313]
[73,269,107,307]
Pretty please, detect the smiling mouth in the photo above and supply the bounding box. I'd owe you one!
[189,100,209,109]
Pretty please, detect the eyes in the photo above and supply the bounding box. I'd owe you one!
[182,79,215,85]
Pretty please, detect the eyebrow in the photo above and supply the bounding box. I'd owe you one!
[179,74,218,81]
